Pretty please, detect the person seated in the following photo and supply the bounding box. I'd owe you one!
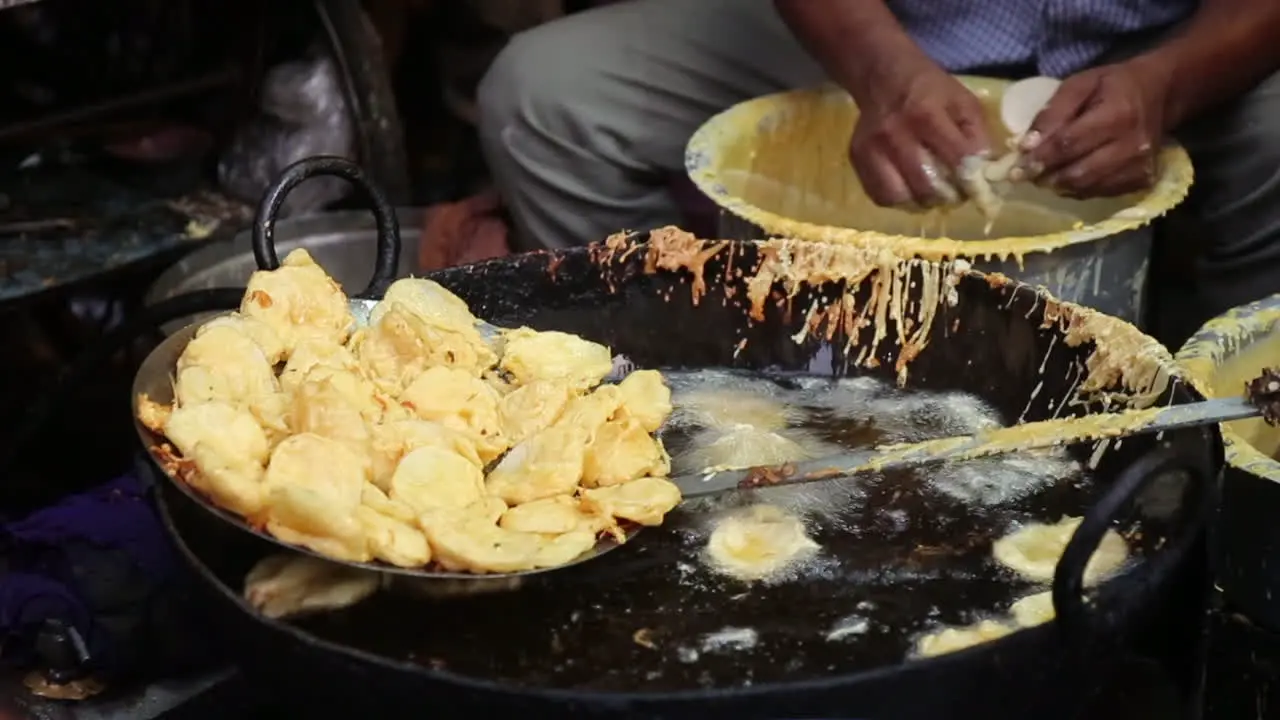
[475,0,1280,347]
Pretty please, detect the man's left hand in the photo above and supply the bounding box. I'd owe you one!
[1020,59,1173,198]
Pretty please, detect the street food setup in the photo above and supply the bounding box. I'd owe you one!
[123,156,1220,719]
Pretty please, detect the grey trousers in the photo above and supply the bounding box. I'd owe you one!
[476,0,1280,347]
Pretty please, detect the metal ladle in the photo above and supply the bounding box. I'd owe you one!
[672,390,1270,500]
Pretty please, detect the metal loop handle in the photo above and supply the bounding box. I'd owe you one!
[251,156,401,298]
[1051,447,1204,633]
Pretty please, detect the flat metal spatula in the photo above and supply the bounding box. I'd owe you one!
[674,396,1262,500]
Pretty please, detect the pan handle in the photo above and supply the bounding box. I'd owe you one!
[1051,447,1205,634]
[251,155,401,299]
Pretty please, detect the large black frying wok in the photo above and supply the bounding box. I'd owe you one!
[140,158,1219,720]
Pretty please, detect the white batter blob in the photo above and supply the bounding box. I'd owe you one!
[705,504,820,581]
[675,425,813,474]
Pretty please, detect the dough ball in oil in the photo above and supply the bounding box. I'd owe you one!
[914,619,1013,658]
[705,504,819,581]
[991,516,1128,587]
[1009,591,1055,628]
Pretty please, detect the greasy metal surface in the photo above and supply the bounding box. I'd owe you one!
[145,209,422,334]
[687,78,1192,326]
[0,160,250,304]
[1176,293,1280,630]
[679,396,1254,500]
[157,234,1218,717]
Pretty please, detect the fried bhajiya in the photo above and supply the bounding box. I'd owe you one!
[139,264,683,576]
[240,249,354,355]
[499,327,614,391]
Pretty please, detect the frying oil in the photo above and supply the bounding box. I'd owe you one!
[297,368,1129,693]
[658,370,1096,662]
[662,368,1083,542]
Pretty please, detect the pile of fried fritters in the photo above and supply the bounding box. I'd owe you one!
[137,249,683,573]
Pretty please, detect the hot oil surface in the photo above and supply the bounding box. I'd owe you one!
[297,369,1103,691]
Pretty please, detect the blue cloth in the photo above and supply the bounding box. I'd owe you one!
[0,473,175,672]
[886,0,1197,77]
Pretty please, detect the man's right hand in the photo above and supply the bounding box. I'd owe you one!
[848,58,993,209]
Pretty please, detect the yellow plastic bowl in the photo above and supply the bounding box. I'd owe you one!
[685,77,1194,262]
[1176,295,1280,482]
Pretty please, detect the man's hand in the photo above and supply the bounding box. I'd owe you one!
[850,60,992,208]
[1021,60,1174,198]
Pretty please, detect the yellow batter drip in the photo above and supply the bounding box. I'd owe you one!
[859,406,1166,473]
[610,228,1177,410]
